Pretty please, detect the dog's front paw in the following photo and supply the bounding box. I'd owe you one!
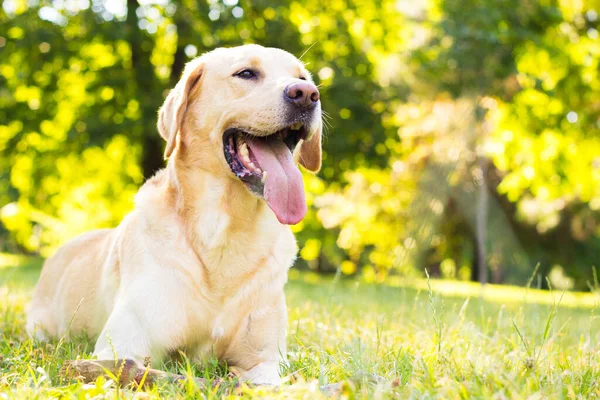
[240,361,282,386]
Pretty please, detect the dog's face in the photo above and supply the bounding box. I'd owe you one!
[157,45,323,225]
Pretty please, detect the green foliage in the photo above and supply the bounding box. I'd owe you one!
[305,0,600,288]
[1,0,600,287]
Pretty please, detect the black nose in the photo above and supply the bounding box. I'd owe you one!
[284,81,320,108]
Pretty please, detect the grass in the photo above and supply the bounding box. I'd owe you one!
[1,255,600,398]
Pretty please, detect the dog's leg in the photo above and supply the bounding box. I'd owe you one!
[222,294,287,386]
[93,303,153,362]
[239,361,282,386]
[93,271,195,364]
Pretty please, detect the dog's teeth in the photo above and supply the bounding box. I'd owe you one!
[250,163,262,174]
[233,136,264,176]
[290,122,302,130]
[239,142,249,157]
[242,156,256,172]
[261,170,267,183]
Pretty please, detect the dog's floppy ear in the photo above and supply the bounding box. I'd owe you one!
[298,119,322,172]
[157,58,204,159]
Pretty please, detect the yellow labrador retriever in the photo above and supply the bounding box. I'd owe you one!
[26,44,322,385]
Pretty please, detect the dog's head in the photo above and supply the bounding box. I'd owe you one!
[157,45,323,225]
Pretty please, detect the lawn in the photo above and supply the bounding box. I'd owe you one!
[1,254,600,399]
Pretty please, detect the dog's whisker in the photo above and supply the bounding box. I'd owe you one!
[298,41,319,61]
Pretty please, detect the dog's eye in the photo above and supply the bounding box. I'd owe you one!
[235,69,257,80]
[299,76,307,80]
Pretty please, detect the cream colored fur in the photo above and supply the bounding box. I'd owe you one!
[26,44,322,386]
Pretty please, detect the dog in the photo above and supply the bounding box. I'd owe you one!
[26,44,322,385]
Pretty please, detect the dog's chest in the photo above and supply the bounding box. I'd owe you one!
[179,223,297,356]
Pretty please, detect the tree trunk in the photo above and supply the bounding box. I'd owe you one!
[475,158,488,284]
[471,237,479,282]
[126,0,163,179]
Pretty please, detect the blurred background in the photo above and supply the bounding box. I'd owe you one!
[1,0,599,290]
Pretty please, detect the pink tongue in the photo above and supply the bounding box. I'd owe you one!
[246,138,307,225]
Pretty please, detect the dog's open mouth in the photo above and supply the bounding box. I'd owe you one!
[223,124,308,225]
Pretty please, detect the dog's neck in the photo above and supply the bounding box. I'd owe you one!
[166,153,275,261]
